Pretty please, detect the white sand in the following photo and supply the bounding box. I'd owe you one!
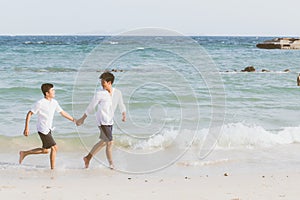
[0,167,299,200]
[1,144,300,199]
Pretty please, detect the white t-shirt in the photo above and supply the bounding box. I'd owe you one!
[85,88,126,126]
[31,98,63,134]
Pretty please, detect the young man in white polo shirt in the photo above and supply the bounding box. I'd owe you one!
[76,72,126,169]
[19,83,76,169]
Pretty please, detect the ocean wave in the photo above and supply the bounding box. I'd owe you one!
[1,123,300,152]
[114,129,178,150]
[13,66,77,72]
[0,134,86,152]
[110,123,300,150]
[23,40,69,45]
[20,36,105,46]
[195,123,300,149]
[220,71,295,74]
[177,158,231,167]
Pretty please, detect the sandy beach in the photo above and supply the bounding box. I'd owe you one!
[1,140,300,199]
[1,35,300,200]
[1,0,300,196]
[0,166,299,200]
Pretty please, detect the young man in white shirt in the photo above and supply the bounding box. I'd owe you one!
[19,83,76,169]
[76,72,126,169]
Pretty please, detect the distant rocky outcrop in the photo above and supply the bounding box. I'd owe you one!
[239,67,290,73]
[111,69,124,72]
[97,69,124,73]
[256,38,300,49]
[241,66,256,72]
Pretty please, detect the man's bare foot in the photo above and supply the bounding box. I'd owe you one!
[109,164,114,170]
[83,156,90,168]
[19,151,25,164]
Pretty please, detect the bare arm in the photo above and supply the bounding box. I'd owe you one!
[23,111,33,136]
[60,110,76,123]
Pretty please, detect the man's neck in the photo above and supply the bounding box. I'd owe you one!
[105,86,113,94]
[44,96,52,101]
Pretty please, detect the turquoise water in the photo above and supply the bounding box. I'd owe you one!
[1,35,300,142]
[1,34,300,172]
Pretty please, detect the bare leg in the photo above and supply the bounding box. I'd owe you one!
[19,148,49,164]
[106,141,114,169]
[50,145,58,170]
[83,153,92,169]
[90,140,106,155]
[83,140,106,168]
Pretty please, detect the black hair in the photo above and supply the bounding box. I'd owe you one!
[100,72,115,84]
[41,83,53,96]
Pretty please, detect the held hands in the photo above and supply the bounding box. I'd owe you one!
[76,114,87,126]
[75,113,125,126]
[76,118,84,126]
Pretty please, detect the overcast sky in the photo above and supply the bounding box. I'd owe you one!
[0,0,299,36]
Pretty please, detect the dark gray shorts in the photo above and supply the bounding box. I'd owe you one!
[99,125,113,142]
[38,131,56,149]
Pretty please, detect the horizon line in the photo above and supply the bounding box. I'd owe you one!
[0,33,299,38]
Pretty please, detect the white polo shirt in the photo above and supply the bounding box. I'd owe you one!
[31,98,63,134]
[85,88,126,126]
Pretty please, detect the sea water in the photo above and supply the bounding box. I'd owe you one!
[1,34,300,174]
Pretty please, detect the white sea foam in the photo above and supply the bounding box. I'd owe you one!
[115,129,179,150]
[202,123,300,149]
[2,123,300,153]
[109,41,118,45]
[178,158,231,167]
[114,122,300,151]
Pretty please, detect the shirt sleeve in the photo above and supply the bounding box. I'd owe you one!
[85,92,100,115]
[30,101,40,114]
[55,101,63,113]
[117,90,126,113]
[119,92,126,113]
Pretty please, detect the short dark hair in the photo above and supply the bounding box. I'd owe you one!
[100,72,114,84]
[41,83,53,96]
